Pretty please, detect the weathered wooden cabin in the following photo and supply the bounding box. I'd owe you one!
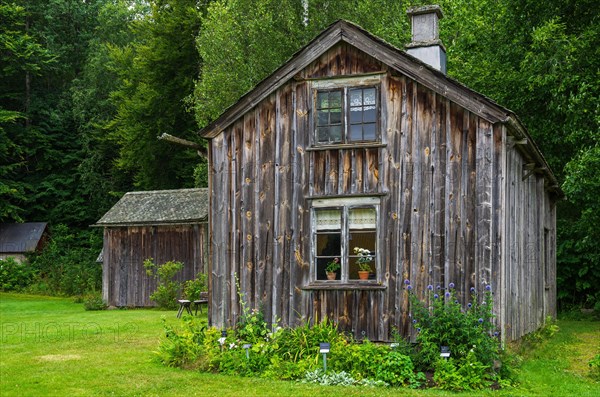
[199,7,562,342]
[94,188,209,307]
[0,222,49,262]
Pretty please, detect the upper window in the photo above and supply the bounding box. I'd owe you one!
[315,86,379,145]
[312,198,379,282]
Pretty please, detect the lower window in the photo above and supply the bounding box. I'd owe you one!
[313,197,379,282]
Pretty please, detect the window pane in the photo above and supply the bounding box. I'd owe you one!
[317,127,330,143]
[329,125,342,142]
[363,88,376,105]
[363,123,376,140]
[349,208,376,228]
[329,91,342,108]
[363,106,376,123]
[317,110,329,126]
[330,109,342,124]
[349,89,362,107]
[316,232,341,256]
[315,208,341,230]
[349,107,362,124]
[349,124,363,141]
[349,230,376,280]
[317,92,329,109]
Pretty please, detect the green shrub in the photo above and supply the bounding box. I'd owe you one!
[376,351,419,387]
[83,292,107,311]
[27,224,102,296]
[407,281,501,369]
[330,339,387,380]
[155,317,208,368]
[0,257,35,291]
[143,259,183,310]
[183,273,208,300]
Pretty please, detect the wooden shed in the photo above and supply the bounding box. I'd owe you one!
[94,188,209,307]
[199,9,562,342]
[0,222,49,262]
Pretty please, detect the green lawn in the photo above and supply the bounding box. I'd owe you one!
[1,293,598,396]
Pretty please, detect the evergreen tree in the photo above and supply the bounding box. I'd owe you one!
[105,0,206,189]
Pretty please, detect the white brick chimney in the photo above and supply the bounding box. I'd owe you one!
[406,5,447,74]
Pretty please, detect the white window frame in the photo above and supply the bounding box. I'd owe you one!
[311,197,380,283]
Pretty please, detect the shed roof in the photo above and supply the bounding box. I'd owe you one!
[0,222,48,254]
[198,19,562,198]
[94,188,209,227]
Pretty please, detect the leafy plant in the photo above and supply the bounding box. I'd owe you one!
[408,281,500,368]
[375,351,419,387]
[27,225,102,296]
[325,257,340,273]
[156,317,207,369]
[301,369,387,387]
[143,259,183,310]
[83,292,107,311]
[183,273,208,301]
[353,247,373,272]
[0,257,35,291]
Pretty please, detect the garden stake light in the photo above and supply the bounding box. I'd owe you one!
[219,330,227,352]
[319,343,330,372]
[243,344,252,360]
[440,346,451,358]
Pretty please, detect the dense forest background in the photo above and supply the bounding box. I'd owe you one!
[1,0,598,310]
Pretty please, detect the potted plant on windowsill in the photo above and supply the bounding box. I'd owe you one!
[354,247,373,280]
[325,258,340,280]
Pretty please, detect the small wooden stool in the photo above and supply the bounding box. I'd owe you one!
[193,292,209,315]
[176,299,192,318]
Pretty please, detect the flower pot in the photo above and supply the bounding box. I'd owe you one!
[326,272,337,280]
[358,270,370,280]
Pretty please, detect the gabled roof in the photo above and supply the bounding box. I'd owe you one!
[198,20,562,196]
[0,222,48,253]
[94,188,209,227]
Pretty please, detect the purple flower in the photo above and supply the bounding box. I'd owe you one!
[404,279,410,285]
[478,318,484,323]
[434,294,439,299]
[470,287,476,293]
[485,285,492,291]
[454,300,459,304]
[493,331,499,337]
[449,282,455,289]
[437,285,441,290]
[467,302,472,308]
[412,319,417,324]
[407,285,413,291]
[427,284,433,290]
[445,291,451,298]
[416,328,421,332]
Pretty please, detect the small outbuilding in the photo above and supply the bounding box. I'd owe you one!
[0,222,49,262]
[94,188,209,307]
[199,7,562,342]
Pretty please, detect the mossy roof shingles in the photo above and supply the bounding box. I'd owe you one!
[95,188,208,226]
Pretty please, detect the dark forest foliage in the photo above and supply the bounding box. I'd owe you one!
[0,0,597,308]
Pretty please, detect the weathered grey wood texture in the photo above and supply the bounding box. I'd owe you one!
[102,224,208,307]
[206,29,558,341]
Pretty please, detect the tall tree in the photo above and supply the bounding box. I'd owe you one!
[71,0,150,222]
[105,0,205,189]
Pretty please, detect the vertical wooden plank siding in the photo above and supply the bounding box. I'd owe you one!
[475,118,493,289]
[205,45,556,341]
[103,224,208,307]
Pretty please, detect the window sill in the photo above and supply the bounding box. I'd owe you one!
[306,143,386,151]
[302,282,387,291]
